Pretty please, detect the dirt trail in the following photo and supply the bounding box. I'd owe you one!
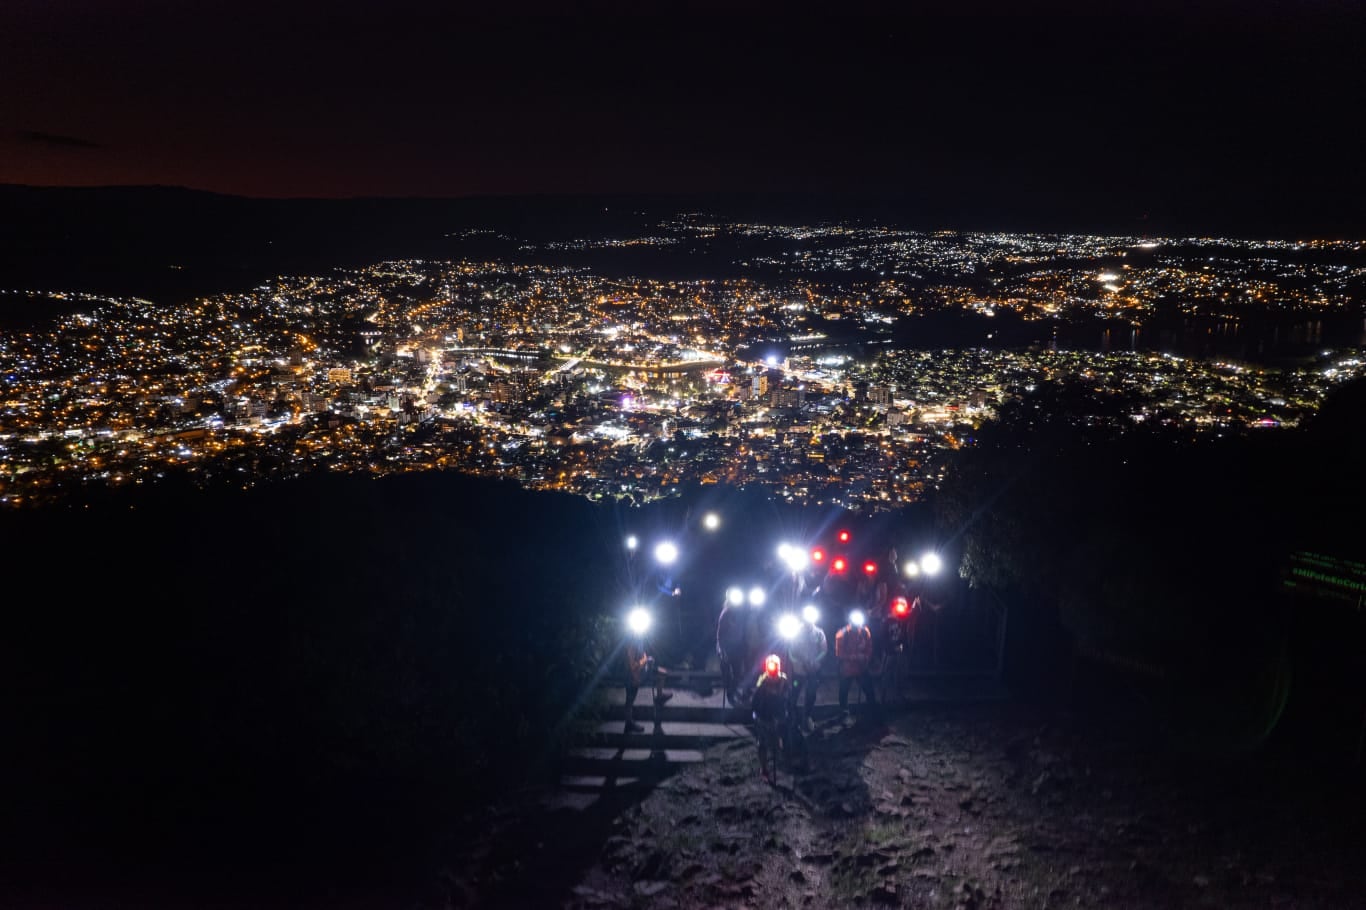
[558,704,1364,909]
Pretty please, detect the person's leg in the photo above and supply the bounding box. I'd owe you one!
[757,725,773,780]
[650,668,671,726]
[804,673,819,716]
[861,672,878,708]
[786,712,806,770]
[838,675,851,711]
[625,684,641,731]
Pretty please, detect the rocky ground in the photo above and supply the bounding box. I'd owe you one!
[449,703,1364,909]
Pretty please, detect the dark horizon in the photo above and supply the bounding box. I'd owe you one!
[5,182,1364,242]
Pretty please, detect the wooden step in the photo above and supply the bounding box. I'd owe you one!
[558,774,645,792]
[588,720,753,750]
[564,746,706,770]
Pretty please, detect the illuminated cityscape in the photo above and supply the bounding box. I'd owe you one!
[3,223,1361,509]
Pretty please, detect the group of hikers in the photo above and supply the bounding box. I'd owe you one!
[625,542,938,783]
[741,607,882,782]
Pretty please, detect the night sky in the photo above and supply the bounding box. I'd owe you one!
[2,0,1363,230]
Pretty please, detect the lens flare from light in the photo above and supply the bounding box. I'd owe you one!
[831,557,848,573]
[748,586,766,607]
[777,613,801,640]
[920,552,943,576]
[625,535,638,551]
[903,560,920,577]
[654,541,679,565]
[850,609,866,627]
[837,529,851,544]
[726,586,745,606]
[892,596,910,617]
[627,607,652,636]
[863,560,877,576]
[703,512,720,531]
[801,605,820,624]
[779,543,808,572]
[764,654,781,675]
[810,547,825,563]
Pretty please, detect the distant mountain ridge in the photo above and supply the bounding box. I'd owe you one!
[2,184,1361,305]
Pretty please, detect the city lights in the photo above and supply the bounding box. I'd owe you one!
[2,226,1358,511]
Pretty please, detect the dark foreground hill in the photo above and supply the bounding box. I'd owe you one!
[0,470,898,906]
[0,472,625,904]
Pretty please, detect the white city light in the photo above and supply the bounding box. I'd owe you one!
[703,512,721,531]
[919,552,943,576]
[626,607,652,636]
[748,586,766,607]
[777,613,801,640]
[625,534,638,551]
[654,541,679,565]
[727,587,745,606]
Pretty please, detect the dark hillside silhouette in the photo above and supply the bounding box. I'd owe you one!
[0,471,931,903]
[1,472,623,900]
[938,378,1366,755]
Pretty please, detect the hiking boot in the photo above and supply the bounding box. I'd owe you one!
[653,692,673,706]
[625,720,645,733]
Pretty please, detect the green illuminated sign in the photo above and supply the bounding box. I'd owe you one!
[1284,551,1366,610]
